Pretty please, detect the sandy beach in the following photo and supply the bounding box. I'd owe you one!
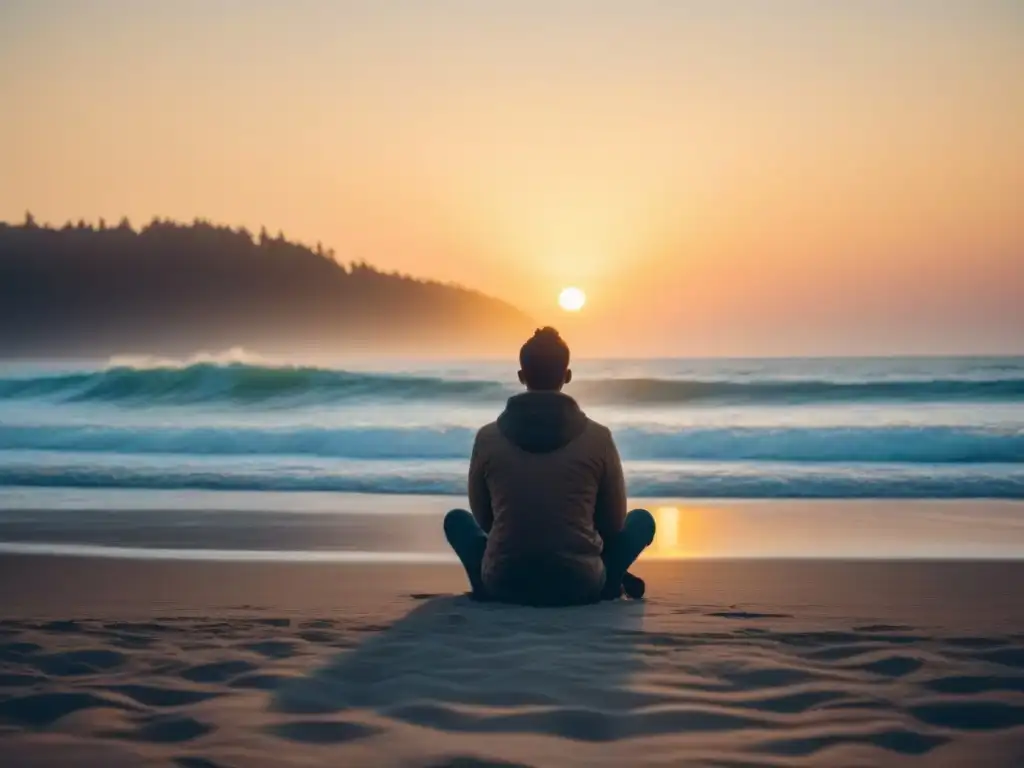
[4,0,1022,761]
[1,556,1023,767]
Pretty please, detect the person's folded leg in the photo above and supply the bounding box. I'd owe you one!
[601,508,656,599]
[443,509,488,597]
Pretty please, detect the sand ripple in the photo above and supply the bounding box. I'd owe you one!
[1,595,1024,766]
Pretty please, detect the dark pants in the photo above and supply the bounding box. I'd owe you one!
[443,508,656,602]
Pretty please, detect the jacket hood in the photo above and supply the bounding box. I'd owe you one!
[496,391,589,454]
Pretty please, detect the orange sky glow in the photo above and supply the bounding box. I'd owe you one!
[2,1,1021,356]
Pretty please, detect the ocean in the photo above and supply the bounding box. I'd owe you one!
[1,354,1023,559]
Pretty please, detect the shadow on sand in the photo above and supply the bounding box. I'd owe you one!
[272,595,647,739]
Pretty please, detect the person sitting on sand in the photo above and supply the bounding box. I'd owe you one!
[444,327,656,606]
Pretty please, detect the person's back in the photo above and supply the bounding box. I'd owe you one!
[473,391,622,604]
[443,327,656,606]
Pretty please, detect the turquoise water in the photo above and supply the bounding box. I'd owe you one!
[1,355,1023,500]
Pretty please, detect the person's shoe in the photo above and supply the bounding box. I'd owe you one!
[622,571,646,599]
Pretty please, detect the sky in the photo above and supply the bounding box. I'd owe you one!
[2,0,1022,357]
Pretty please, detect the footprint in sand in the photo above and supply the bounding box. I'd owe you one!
[30,649,127,676]
[0,691,140,727]
[267,719,382,744]
[108,714,215,743]
[179,660,258,684]
[242,640,299,659]
[910,701,1024,731]
[104,684,224,708]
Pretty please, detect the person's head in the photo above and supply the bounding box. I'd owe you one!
[518,326,572,391]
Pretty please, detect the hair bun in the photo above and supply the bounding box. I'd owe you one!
[534,326,562,340]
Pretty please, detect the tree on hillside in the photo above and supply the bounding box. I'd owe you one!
[0,217,531,358]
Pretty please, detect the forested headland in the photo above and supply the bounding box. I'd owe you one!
[0,215,533,358]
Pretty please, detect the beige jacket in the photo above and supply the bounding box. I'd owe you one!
[468,391,627,605]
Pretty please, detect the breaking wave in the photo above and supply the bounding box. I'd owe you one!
[1,424,1022,464]
[2,362,1024,406]
[0,459,1021,498]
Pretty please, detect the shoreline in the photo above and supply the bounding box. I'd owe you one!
[2,497,1023,561]
[4,542,1024,564]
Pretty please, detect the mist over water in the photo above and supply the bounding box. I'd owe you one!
[1,355,1023,499]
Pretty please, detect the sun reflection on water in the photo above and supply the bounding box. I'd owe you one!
[643,505,707,559]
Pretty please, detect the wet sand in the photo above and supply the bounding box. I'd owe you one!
[2,498,1024,560]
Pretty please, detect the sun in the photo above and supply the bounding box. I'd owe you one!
[558,286,586,312]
